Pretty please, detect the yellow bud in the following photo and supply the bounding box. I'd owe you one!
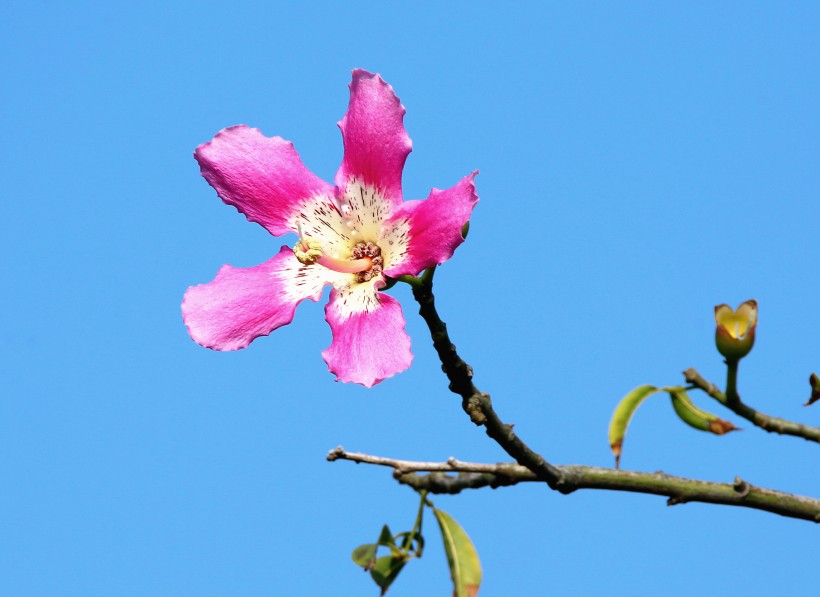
[714,299,757,362]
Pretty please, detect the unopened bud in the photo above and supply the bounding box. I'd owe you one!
[714,299,757,363]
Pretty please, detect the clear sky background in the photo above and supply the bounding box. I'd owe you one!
[3,2,819,595]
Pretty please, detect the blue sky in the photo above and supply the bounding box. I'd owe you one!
[2,2,819,595]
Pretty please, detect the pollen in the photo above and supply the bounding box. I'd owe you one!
[293,238,324,265]
[351,242,383,282]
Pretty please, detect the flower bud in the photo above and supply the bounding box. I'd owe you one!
[714,300,757,362]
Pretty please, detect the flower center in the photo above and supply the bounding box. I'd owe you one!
[716,308,753,339]
[293,224,383,282]
[351,242,383,282]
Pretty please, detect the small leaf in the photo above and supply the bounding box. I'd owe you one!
[608,384,664,468]
[804,372,820,407]
[378,524,396,547]
[669,388,738,435]
[433,508,482,597]
[352,543,377,569]
[370,555,407,595]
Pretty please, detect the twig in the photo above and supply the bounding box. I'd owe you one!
[683,368,820,443]
[328,447,820,523]
[328,447,532,475]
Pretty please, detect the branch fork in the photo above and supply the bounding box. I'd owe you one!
[330,269,820,523]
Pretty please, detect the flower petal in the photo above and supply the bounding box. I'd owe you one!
[322,288,412,387]
[195,125,334,237]
[182,246,331,351]
[382,172,479,276]
[335,69,412,211]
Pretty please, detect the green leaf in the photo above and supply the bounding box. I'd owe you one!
[669,388,737,434]
[351,543,377,569]
[433,508,482,597]
[377,524,395,547]
[608,384,665,468]
[370,555,407,594]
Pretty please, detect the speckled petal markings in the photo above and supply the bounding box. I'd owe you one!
[322,289,412,388]
[182,246,334,351]
[335,70,412,213]
[383,172,479,277]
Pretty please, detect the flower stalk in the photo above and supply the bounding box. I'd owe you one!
[725,360,740,405]
[409,266,563,487]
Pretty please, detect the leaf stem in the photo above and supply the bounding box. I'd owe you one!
[401,490,427,558]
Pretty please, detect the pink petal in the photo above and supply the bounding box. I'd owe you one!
[335,70,412,211]
[383,172,479,277]
[195,125,334,237]
[322,288,413,387]
[182,246,330,351]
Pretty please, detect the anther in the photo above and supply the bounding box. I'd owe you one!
[294,238,323,265]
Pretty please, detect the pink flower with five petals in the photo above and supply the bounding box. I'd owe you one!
[182,70,479,387]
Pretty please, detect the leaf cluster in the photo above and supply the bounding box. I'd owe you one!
[351,493,481,596]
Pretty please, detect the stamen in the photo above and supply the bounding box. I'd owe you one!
[293,225,373,273]
[317,254,373,274]
[293,238,323,265]
[351,242,384,283]
[292,215,380,278]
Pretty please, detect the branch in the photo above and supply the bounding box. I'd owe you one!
[327,447,533,493]
[328,447,523,474]
[328,447,820,523]
[684,368,820,443]
[400,270,820,524]
[410,268,562,487]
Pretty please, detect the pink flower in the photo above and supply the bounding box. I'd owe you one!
[182,70,479,387]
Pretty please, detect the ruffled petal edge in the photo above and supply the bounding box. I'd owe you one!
[383,171,479,277]
[321,288,412,387]
[182,246,330,351]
